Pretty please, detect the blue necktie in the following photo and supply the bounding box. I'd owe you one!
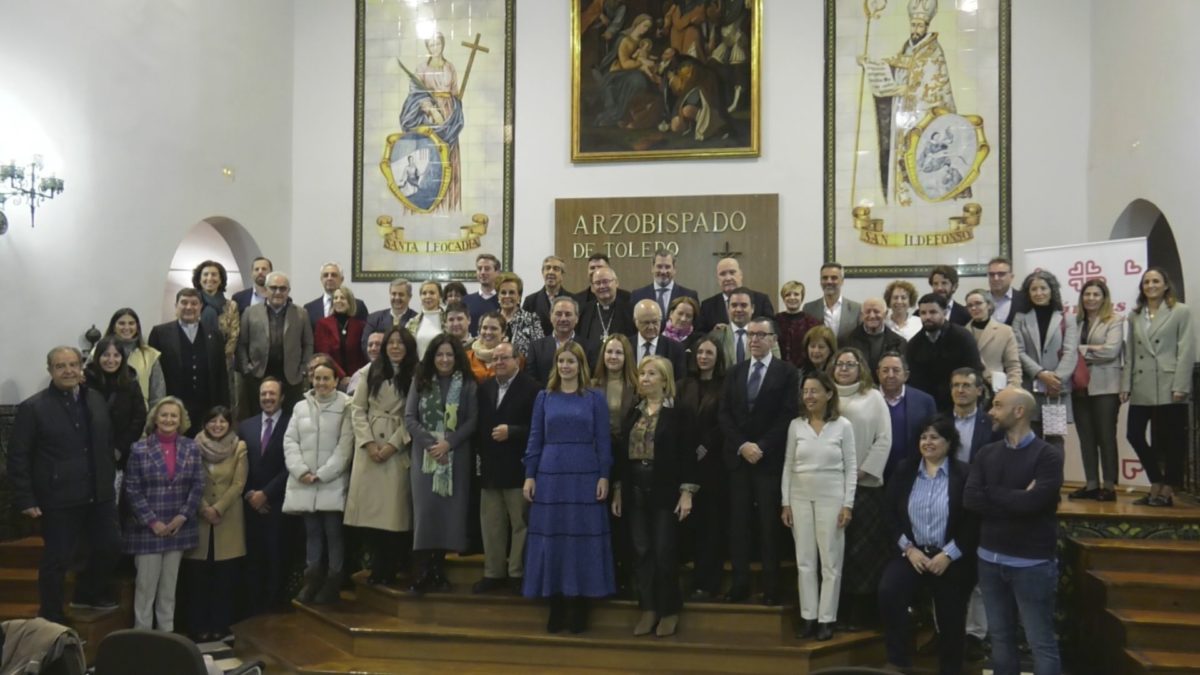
[656,286,669,315]
[747,361,765,408]
[736,328,746,363]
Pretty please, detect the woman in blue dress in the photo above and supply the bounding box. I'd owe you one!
[522,341,615,634]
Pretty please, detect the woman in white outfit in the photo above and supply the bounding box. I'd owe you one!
[781,370,857,642]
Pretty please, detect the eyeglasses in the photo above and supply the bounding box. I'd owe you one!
[834,362,859,369]
[267,285,289,292]
[745,332,774,340]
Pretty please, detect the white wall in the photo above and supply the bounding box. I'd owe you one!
[290,0,1094,310]
[0,0,294,403]
[1088,0,1200,301]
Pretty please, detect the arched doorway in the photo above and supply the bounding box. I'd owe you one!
[161,216,263,321]
[1110,199,1184,301]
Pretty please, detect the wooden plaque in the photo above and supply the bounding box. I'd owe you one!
[554,194,779,300]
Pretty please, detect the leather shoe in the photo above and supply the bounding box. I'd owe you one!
[964,634,988,662]
[655,614,678,637]
[472,577,505,594]
[795,619,817,639]
[688,589,715,602]
[1133,494,1153,506]
[1095,488,1117,502]
[815,622,834,641]
[1149,494,1174,507]
[508,577,524,595]
[1069,486,1099,500]
[633,611,657,636]
[761,592,781,607]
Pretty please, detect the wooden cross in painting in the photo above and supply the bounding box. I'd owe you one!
[457,33,490,99]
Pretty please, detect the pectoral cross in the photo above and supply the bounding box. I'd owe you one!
[458,33,490,99]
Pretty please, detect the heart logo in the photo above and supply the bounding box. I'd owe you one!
[1085,260,1102,275]
[1125,260,1143,275]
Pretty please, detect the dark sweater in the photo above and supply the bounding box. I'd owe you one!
[963,433,1063,560]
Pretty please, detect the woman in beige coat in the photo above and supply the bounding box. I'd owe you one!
[183,406,247,642]
[347,327,419,585]
[963,289,1022,391]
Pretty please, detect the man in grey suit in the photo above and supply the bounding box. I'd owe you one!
[362,278,417,354]
[237,271,313,416]
[802,262,862,344]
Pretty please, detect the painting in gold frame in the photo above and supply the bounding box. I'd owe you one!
[823,0,1011,278]
[571,0,761,163]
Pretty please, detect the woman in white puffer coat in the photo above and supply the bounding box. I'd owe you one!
[283,356,354,605]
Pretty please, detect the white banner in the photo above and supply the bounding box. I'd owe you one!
[1022,238,1148,487]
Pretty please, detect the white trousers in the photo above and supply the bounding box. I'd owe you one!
[788,495,845,623]
[134,550,183,631]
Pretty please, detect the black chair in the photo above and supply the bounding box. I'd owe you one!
[93,629,263,675]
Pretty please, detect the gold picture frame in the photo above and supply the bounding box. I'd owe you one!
[571,0,761,162]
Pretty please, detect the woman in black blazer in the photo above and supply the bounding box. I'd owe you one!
[878,413,977,675]
[611,356,697,638]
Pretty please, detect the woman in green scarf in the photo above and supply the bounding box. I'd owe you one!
[404,333,478,593]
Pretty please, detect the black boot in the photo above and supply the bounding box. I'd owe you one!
[313,571,342,605]
[568,597,589,634]
[795,618,817,639]
[295,566,323,603]
[547,596,566,633]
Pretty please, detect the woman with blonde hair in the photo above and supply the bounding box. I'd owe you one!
[777,281,822,368]
[884,280,921,340]
[523,342,615,633]
[123,396,205,631]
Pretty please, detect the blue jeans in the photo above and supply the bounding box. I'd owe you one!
[978,558,1061,675]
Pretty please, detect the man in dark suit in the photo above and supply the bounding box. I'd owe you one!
[877,351,938,482]
[526,296,600,385]
[906,294,984,411]
[575,254,631,308]
[802,262,862,343]
[239,377,292,615]
[237,271,313,416]
[698,257,775,334]
[631,299,687,377]
[928,265,971,326]
[986,257,1026,325]
[232,256,273,313]
[362,278,417,353]
[304,261,368,328]
[846,297,907,373]
[472,343,539,594]
[464,253,502,334]
[718,317,799,605]
[148,288,229,434]
[577,266,636,345]
[522,255,573,336]
[629,248,699,327]
[8,346,120,623]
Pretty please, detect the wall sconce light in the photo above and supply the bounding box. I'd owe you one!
[0,155,65,230]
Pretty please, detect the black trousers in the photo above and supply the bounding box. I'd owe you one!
[183,535,240,637]
[728,465,782,597]
[687,469,727,595]
[879,553,970,674]
[363,527,410,581]
[39,501,120,622]
[1127,403,1189,487]
[627,463,682,615]
[242,506,283,616]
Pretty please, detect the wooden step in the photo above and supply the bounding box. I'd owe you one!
[1124,648,1200,674]
[1087,570,1200,613]
[353,570,793,639]
[1074,537,1200,575]
[0,537,45,569]
[273,597,883,674]
[0,568,41,603]
[232,612,631,674]
[0,602,39,620]
[1108,609,1200,653]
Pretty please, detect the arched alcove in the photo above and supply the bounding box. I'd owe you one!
[161,216,263,321]
[1110,199,1185,301]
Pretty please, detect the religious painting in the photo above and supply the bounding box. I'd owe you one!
[571,0,761,162]
[824,0,1010,277]
[353,0,514,281]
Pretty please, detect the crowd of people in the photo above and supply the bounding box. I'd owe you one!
[7,249,1194,675]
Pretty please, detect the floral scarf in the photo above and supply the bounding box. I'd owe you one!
[663,321,693,344]
[419,371,462,497]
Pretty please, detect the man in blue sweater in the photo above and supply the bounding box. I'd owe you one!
[964,387,1064,675]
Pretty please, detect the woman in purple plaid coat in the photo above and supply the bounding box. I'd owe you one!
[123,396,205,631]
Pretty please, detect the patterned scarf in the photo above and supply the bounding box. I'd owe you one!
[419,371,462,497]
[663,321,693,344]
